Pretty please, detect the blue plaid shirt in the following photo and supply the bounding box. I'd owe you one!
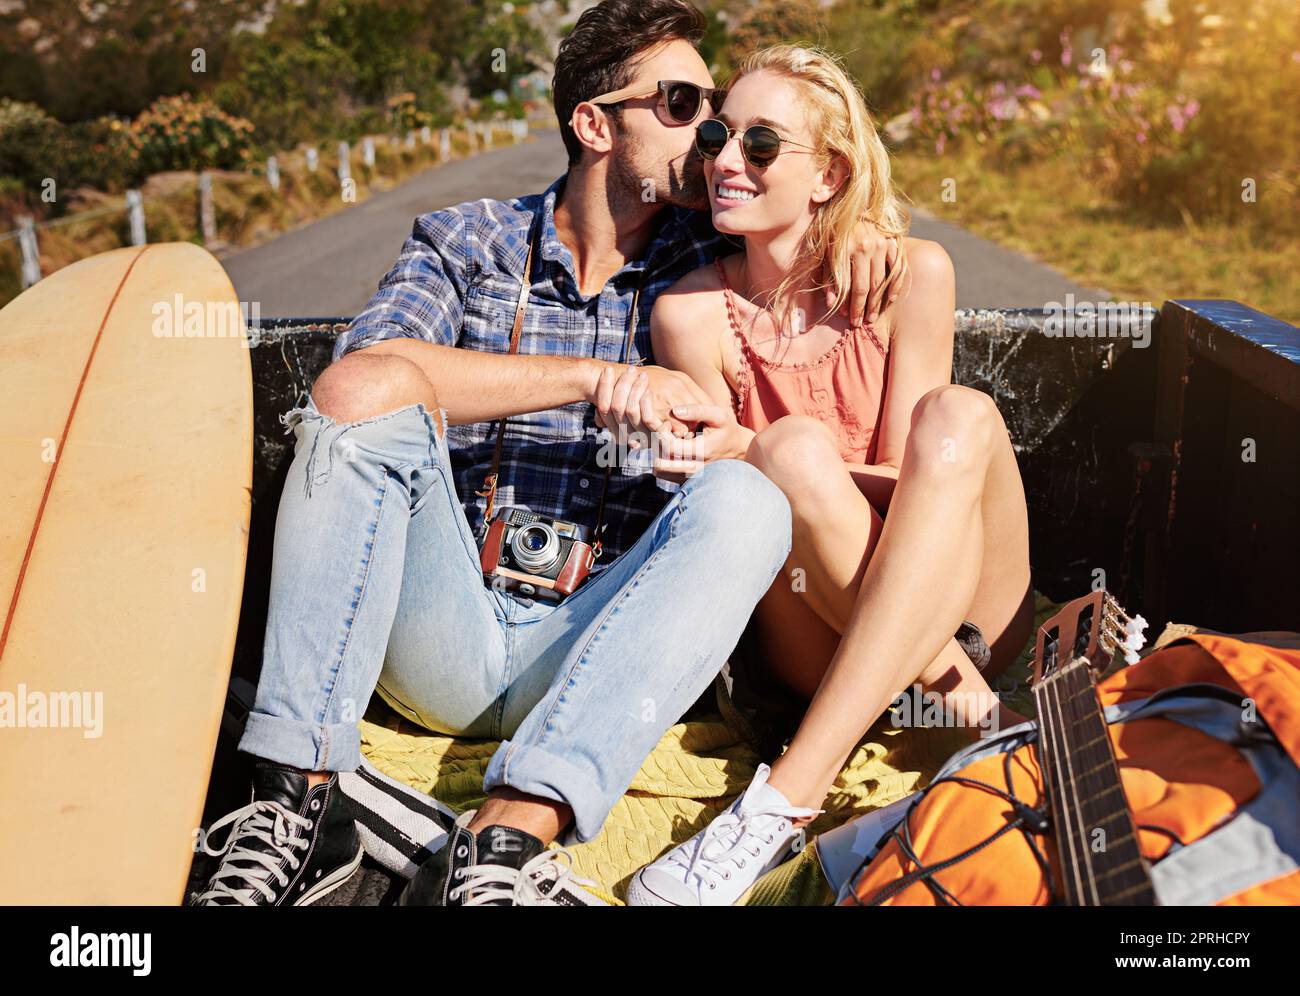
[334,175,731,571]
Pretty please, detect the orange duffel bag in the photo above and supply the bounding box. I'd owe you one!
[842,630,1300,905]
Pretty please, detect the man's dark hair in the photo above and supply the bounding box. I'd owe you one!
[552,0,707,167]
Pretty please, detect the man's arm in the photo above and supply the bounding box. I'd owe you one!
[342,209,709,427]
[364,337,608,426]
[336,209,607,425]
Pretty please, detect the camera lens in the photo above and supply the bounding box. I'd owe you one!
[511,523,560,571]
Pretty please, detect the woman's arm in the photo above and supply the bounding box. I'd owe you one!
[643,274,756,480]
[841,239,954,513]
[589,269,730,451]
[872,239,957,470]
[649,277,735,411]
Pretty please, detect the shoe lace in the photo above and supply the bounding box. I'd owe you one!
[448,847,598,906]
[674,799,819,895]
[195,801,314,905]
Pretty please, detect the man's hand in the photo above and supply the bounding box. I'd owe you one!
[651,403,757,481]
[835,221,906,329]
[590,364,712,439]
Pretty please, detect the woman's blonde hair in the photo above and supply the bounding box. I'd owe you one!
[728,44,910,329]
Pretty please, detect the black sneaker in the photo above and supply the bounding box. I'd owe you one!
[399,810,604,906]
[191,761,363,906]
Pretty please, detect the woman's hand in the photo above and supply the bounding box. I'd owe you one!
[591,364,708,440]
[838,221,906,329]
[651,403,756,481]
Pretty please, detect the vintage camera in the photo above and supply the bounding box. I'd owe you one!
[478,506,597,602]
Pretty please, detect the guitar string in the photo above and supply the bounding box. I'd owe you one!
[1080,617,1151,894]
[1043,665,1093,902]
[1047,619,1154,903]
[1062,664,1103,904]
[1038,674,1078,901]
[1036,669,1075,899]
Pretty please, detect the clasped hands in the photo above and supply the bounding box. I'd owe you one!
[588,365,754,483]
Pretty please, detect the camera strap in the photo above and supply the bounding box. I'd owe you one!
[476,218,647,561]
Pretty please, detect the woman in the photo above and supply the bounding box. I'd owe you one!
[600,45,1036,906]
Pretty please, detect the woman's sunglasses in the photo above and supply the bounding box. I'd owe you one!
[694,117,818,170]
[590,80,726,125]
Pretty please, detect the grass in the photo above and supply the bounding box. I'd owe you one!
[892,147,1299,325]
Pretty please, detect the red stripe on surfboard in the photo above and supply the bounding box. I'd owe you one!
[0,245,152,665]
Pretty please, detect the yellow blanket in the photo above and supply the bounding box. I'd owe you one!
[358,596,1053,904]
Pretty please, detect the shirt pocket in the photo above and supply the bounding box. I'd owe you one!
[464,275,525,352]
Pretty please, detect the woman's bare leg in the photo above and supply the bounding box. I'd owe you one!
[749,560,842,701]
[743,387,1032,809]
[744,416,882,699]
[745,412,1025,701]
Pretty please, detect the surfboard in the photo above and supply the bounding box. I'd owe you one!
[0,243,252,904]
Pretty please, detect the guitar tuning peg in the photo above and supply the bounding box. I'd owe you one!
[1119,614,1148,665]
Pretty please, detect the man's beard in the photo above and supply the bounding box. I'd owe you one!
[608,133,709,213]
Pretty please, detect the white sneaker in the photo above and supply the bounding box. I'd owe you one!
[625,764,820,906]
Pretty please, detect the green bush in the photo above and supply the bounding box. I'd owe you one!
[63,117,141,190]
[126,94,254,175]
[211,37,360,152]
[0,99,139,206]
[0,99,66,199]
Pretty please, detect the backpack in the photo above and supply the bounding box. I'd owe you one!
[842,632,1300,905]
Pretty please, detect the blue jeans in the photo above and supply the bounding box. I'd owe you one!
[238,397,792,843]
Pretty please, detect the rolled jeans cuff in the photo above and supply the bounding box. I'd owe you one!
[482,740,606,847]
[239,711,362,773]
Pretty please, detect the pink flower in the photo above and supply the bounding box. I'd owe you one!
[986,96,1020,121]
[931,68,942,81]
[1167,105,1185,132]
[1031,49,1042,64]
[936,133,946,155]
[1136,131,1146,144]
[1184,99,1200,119]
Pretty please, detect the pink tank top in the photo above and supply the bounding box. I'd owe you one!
[717,258,890,463]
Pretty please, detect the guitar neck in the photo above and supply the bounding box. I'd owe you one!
[1033,659,1156,906]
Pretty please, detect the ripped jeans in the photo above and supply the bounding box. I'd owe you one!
[237,396,792,843]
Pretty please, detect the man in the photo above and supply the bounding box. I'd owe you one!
[195,0,899,907]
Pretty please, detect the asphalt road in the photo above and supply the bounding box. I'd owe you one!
[222,129,1102,317]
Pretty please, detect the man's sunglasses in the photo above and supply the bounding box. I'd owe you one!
[590,80,726,125]
[694,118,818,170]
